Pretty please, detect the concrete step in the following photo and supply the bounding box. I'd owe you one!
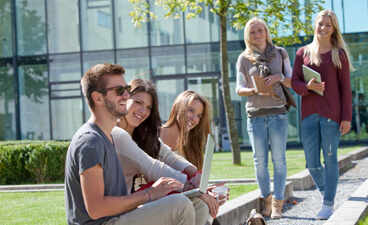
[0,184,64,192]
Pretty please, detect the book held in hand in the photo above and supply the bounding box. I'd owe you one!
[302,65,323,96]
[251,75,275,95]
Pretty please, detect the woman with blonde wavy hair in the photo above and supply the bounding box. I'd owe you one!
[291,9,354,220]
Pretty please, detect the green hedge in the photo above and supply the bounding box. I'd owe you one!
[0,141,70,185]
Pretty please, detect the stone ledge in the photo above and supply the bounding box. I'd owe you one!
[0,184,64,191]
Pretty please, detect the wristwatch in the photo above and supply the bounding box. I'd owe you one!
[280,73,285,82]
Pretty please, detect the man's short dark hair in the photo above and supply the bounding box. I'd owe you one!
[81,63,125,109]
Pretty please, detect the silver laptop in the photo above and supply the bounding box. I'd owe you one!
[181,134,215,198]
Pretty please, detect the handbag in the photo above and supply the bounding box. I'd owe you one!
[245,209,266,225]
[278,48,297,111]
[281,84,297,111]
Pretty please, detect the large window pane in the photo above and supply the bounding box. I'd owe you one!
[51,98,83,140]
[332,0,344,32]
[18,62,50,140]
[341,33,368,141]
[114,1,148,49]
[80,0,113,51]
[156,79,185,121]
[185,5,215,43]
[82,51,114,73]
[47,0,80,53]
[151,46,185,76]
[16,0,47,56]
[49,53,81,82]
[150,4,184,46]
[228,80,249,146]
[228,42,243,79]
[343,0,368,33]
[186,44,220,74]
[0,0,13,57]
[0,60,16,140]
[117,49,150,82]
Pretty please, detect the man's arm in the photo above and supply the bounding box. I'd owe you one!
[80,164,183,220]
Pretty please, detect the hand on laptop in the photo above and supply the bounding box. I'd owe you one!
[149,177,184,201]
[188,172,201,189]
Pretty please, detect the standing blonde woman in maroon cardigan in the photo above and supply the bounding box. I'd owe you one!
[291,9,354,220]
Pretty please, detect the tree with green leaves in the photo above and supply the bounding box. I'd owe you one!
[129,0,324,165]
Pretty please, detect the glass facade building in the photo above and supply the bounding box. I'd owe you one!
[0,0,367,148]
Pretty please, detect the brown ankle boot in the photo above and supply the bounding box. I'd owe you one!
[271,197,284,219]
[260,193,272,217]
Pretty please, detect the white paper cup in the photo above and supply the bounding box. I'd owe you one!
[212,186,228,203]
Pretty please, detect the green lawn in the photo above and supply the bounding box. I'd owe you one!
[0,191,65,225]
[0,145,362,225]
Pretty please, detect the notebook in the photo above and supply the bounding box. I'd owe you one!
[302,65,323,96]
[181,134,215,198]
[251,75,275,95]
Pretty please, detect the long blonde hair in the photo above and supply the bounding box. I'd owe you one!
[304,9,354,71]
[243,17,273,62]
[163,91,212,169]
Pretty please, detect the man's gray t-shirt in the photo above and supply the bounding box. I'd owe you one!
[65,122,128,225]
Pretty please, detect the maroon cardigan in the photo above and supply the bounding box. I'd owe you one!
[291,47,352,124]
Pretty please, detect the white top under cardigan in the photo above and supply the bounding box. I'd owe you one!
[111,126,195,194]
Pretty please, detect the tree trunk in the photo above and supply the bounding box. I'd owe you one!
[219,14,241,165]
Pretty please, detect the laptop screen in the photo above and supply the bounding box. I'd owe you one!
[198,134,215,193]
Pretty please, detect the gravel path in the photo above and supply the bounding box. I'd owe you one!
[263,156,368,225]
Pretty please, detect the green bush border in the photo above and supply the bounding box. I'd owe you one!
[0,141,70,185]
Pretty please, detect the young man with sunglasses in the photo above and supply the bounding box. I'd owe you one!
[65,63,207,225]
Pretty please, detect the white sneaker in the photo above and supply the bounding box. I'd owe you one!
[316,205,334,220]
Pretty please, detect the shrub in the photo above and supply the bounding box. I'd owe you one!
[0,141,70,185]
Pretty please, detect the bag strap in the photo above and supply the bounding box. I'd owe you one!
[277,47,285,74]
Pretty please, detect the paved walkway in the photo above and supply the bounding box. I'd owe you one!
[265,156,368,225]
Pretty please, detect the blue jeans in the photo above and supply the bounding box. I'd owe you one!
[301,114,341,207]
[247,113,288,200]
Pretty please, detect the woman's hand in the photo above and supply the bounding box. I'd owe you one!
[264,74,280,86]
[340,121,351,135]
[199,193,219,218]
[307,77,325,93]
[207,183,230,206]
[188,172,201,189]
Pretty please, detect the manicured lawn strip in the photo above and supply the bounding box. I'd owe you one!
[0,191,66,225]
[227,184,259,200]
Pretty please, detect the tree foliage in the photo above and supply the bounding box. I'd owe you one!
[129,0,323,46]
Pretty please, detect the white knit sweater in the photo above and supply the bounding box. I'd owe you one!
[111,126,194,194]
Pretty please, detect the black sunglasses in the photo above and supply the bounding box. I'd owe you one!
[97,85,131,96]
